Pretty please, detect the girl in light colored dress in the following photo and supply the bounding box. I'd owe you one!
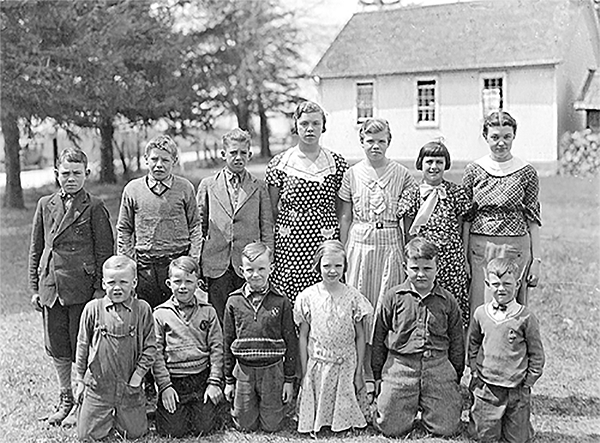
[294,240,373,434]
[338,118,415,399]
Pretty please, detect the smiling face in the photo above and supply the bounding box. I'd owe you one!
[486,271,517,306]
[485,126,515,162]
[319,252,345,285]
[421,156,446,186]
[55,160,89,195]
[405,257,438,295]
[103,267,137,304]
[362,130,390,166]
[222,140,251,175]
[296,111,324,146]
[241,252,272,291]
[145,148,176,181]
[167,266,198,305]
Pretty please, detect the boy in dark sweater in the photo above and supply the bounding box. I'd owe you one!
[371,237,464,437]
[468,257,545,443]
[223,241,298,432]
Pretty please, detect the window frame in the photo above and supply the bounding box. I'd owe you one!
[480,72,506,118]
[414,77,439,128]
[356,80,375,124]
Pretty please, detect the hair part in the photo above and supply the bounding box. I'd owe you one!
[144,134,179,159]
[416,140,451,170]
[404,237,438,262]
[359,118,392,144]
[291,101,327,135]
[57,148,88,169]
[169,256,200,278]
[103,255,137,276]
[485,257,519,280]
[482,111,518,138]
[241,241,273,263]
[222,128,251,150]
[312,240,348,274]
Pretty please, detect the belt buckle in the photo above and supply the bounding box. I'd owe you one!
[423,350,432,358]
[375,221,383,229]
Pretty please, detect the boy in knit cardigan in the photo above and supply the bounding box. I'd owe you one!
[223,242,298,432]
[468,257,545,443]
[152,256,223,437]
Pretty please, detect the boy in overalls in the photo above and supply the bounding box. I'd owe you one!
[74,256,156,440]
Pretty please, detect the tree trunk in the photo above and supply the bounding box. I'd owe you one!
[258,101,271,158]
[235,102,251,132]
[99,119,117,183]
[1,107,25,208]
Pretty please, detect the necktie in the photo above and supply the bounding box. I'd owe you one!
[409,183,447,235]
[230,174,241,207]
[62,193,74,214]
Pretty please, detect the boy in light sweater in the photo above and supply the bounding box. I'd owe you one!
[468,257,545,443]
[152,256,223,437]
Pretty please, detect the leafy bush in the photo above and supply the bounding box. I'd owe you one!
[559,129,600,176]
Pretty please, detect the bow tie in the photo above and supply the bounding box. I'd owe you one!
[419,183,447,199]
[492,302,507,312]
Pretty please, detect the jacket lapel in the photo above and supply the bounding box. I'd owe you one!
[212,171,234,217]
[235,174,258,213]
[54,191,90,239]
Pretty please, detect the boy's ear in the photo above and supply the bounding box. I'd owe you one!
[85,168,91,177]
[132,277,138,288]
[247,149,253,160]
[220,149,227,160]
[165,278,172,289]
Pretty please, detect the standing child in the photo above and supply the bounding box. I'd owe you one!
[196,128,273,324]
[28,147,114,426]
[223,242,298,432]
[294,240,373,434]
[153,256,224,437]
[372,237,464,437]
[338,118,415,399]
[117,134,202,309]
[74,256,156,440]
[468,258,545,443]
[398,141,471,327]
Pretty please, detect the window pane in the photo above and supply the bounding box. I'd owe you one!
[482,77,503,116]
[417,80,436,123]
[357,82,374,121]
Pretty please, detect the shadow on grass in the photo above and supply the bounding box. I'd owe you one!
[533,432,600,442]
[532,395,600,417]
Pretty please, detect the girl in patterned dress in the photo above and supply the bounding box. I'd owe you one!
[294,240,373,434]
[338,118,415,400]
[398,141,472,327]
[462,111,542,316]
[266,102,348,305]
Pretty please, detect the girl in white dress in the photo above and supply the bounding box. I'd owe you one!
[294,240,373,434]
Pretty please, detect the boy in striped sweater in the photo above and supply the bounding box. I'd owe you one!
[468,257,545,443]
[222,242,298,432]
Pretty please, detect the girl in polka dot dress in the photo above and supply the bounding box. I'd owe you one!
[294,240,372,434]
[265,101,348,305]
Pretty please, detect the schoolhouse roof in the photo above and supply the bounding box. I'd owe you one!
[313,0,592,79]
[575,69,600,110]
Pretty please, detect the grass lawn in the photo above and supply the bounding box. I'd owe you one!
[1,166,599,443]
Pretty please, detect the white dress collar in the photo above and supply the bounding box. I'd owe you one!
[475,155,529,177]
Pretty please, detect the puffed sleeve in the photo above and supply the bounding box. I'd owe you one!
[397,183,419,218]
[452,182,473,218]
[461,162,476,201]
[265,155,283,188]
[338,168,353,202]
[293,289,312,326]
[351,287,374,323]
[522,165,542,226]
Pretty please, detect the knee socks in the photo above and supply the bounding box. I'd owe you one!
[53,356,72,394]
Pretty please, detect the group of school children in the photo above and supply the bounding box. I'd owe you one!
[28,115,545,443]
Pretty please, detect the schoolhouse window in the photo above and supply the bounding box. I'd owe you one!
[356,81,374,123]
[416,80,437,124]
[482,77,504,117]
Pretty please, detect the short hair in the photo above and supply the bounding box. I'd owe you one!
[144,134,178,159]
[103,255,137,276]
[169,256,200,278]
[222,128,251,150]
[241,241,273,263]
[404,237,438,262]
[416,140,451,170]
[291,101,327,135]
[358,118,392,144]
[57,148,88,169]
[312,240,348,274]
[485,257,519,280]
[482,111,518,138]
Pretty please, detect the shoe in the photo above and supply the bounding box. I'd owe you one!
[47,390,74,426]
[61,403,78,427]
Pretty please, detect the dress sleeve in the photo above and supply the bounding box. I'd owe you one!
[397,184,419,218]
[333,153,349,188]
[461,162,476,201]
[293,289,311,326]
[351,288,374,323]
[452,183,473,218]
[338,168,353,202]
[522,165,542,226]
[265,155,283,188]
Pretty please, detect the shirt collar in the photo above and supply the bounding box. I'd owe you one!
[224,168,246,181]
[171,294,197,309]
[398,280,447,300]
[60,188,83,199]
[243,283,269,299]
[147,174,174,189]
[104,295,134,311]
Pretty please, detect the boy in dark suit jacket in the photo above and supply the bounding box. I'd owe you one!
[196,128,274,324]
[28,148,114,426]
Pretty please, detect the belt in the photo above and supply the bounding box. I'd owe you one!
[358,221,399,230]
